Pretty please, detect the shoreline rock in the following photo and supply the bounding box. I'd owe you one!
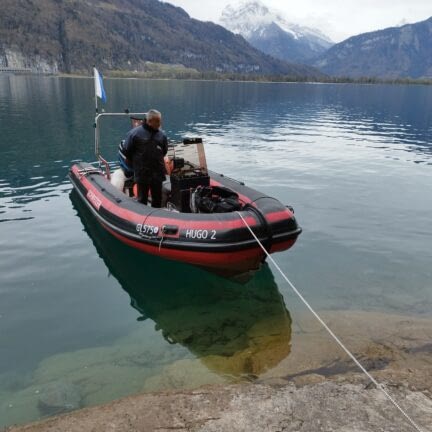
[4,379,432,432]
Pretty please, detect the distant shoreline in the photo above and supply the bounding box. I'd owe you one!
[2,71,431,86]
[60,73,432,86]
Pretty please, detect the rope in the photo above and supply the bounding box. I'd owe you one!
[236,211,426,432]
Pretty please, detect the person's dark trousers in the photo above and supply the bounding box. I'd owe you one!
[138,180,163,208]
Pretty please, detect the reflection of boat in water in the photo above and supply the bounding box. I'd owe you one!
[71,190,292,377]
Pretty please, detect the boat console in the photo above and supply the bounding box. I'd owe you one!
[166,138,211,212]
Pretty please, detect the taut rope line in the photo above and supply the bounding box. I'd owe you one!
[236,211,426,432]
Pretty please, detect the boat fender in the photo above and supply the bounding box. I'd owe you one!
[111,169,127,192]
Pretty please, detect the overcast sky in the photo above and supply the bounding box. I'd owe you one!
[167,0,432,42]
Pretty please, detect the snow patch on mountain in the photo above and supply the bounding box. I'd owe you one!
[221,0,333,46]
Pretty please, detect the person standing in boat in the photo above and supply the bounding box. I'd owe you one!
[122,109,168,208]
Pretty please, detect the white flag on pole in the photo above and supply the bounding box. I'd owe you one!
[93,67,107,103]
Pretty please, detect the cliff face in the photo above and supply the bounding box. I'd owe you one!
[0,48,59,73]
[0,0,322,77]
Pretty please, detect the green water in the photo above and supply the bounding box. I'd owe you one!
[0,76,432,427]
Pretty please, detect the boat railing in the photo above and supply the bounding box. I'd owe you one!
[94,111,148,157]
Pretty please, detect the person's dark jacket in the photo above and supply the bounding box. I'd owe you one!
[122,123,168,183]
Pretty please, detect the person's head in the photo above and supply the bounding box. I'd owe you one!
[146,109,162,130]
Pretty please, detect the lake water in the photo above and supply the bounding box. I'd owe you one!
[0,76,431,427]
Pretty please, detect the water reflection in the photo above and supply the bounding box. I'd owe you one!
[71,190,292,378]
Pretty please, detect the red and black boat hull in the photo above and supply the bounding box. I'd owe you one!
[69,163,301,277]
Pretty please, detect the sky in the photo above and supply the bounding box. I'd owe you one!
[167,0,432,42]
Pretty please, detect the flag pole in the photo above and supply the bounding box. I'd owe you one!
[93,65,99,114]
[93,66,100,157]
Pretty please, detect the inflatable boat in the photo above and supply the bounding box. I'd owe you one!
[69,113,301,279]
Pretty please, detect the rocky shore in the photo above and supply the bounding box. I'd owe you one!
[4,379,431,432]
[4,311,432,432]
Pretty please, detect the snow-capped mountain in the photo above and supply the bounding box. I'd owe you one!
[220,0,333,64]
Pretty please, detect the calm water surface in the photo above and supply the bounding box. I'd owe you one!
[0,76,432,426]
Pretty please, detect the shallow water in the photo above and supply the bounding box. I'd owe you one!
[0,76,431,427]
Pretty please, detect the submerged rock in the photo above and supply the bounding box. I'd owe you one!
[37,382,81,416]
[143,359,227,392]
[0,371,32,392]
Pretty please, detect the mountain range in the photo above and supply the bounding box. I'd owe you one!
[219,1,432,79]
[314,17,432,79]
[1,0,431,80]
[220,1,333,65]
[0,0,322,78]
